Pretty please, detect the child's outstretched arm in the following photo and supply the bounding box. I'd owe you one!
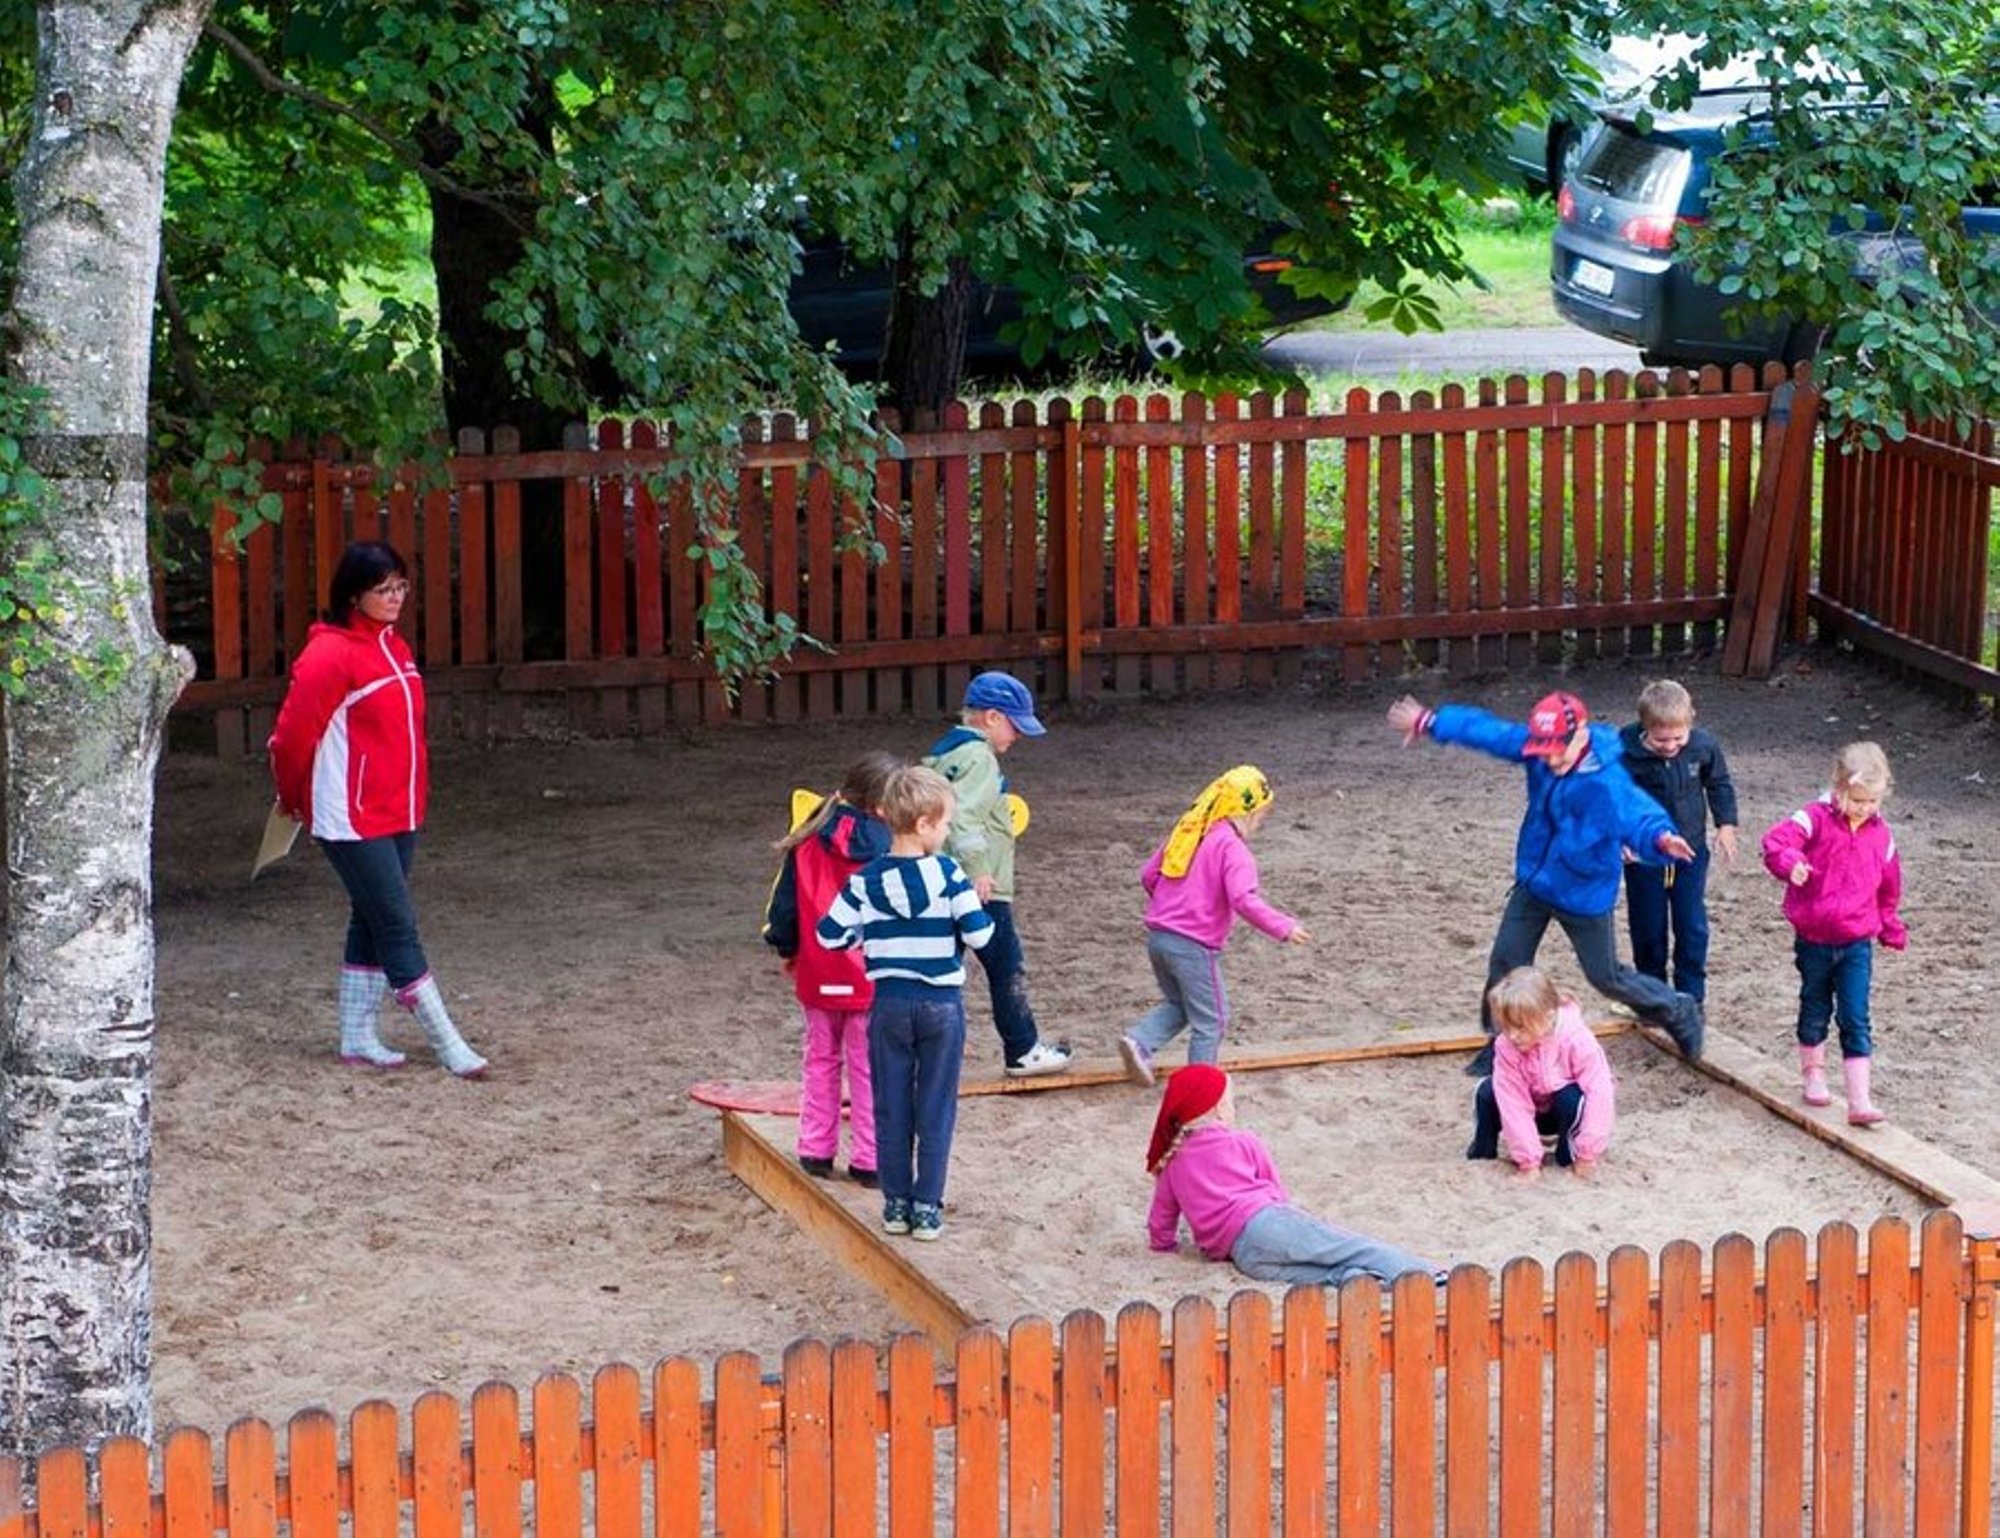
[1392,698,1543,765]
[1217,836,1308,943]
[1606,765,1695,864]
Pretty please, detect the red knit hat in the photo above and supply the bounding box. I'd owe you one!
[1145,1064,1229,1172]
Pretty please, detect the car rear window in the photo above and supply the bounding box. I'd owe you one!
[1576,124,1692,208]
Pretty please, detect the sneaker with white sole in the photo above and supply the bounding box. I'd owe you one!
[1118,1035,1155,1087]
[909,1203,944,1241]
[881,1198,912,1235]
[1005,1040,1074,1077]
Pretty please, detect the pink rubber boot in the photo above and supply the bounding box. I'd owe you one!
[1798,1042,1832,1107]
[1842,1055,1886,1126]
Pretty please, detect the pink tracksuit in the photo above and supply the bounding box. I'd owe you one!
[1490,1001,1617,1170]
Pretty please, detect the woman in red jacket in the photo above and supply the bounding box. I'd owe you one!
[268,541,488,1078]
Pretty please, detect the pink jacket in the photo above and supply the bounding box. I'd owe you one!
[1141,822,1299,950]
[1147,1125,1287,1258]
[1491,1001,1616,1170]
[1761,798,1907,949]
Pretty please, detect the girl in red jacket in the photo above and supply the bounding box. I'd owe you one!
[268,541,487,1077]
[1762,742,1906,1125]
[763,752,900,1184]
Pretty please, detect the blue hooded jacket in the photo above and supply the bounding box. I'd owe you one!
[1428,705,1681,916]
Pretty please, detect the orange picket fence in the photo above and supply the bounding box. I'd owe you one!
[174,365,1819,753]
[5,1213,1996,1536]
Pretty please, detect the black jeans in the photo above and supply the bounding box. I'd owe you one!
[318,833,430,990]
[1482,884,1689,1032]
[1469,1079,1587,1166]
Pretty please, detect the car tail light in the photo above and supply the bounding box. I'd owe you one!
[1557,185,1578,223]
[1620,213,1702,251]
[1250,258,1293,273]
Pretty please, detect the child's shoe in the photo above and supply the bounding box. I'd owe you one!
[799,1155,836,1178]
[848,1165,879,1189]
[1118,1035,1155,1087]
[1664,995,1705,1060]
[881,1198,912,1235]
[1006,1039,1074,1077]
[1842,1056,1886,1126]
[909,1203,944,1241]
[1798,1042,1833,1107]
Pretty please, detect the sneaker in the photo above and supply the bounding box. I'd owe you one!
[1463,1040,1495,1078]
[1665,997,1705,1060]
[1117,1035,1155,1087]
[909,1203,944,1241]
[848,1165,879,1189]
[1005,1039,1074,1077]
[798,1155,835,1178]
[881,1198,912,1236]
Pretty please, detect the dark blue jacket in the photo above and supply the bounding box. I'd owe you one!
[1428,706,1680,916]
[1618,723,1738,850]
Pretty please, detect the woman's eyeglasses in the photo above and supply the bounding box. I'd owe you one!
[368,579,411,599]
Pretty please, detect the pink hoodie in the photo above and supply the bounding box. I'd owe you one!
[1491,1001,1616,1170]
[1140,821,1299,950]
[1761,797,1907,949]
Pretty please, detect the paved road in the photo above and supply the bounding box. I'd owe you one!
[1263,324,1642,381]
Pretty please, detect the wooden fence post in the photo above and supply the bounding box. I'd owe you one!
[1959,1204,2000,1538]
[1722,377,1822,677]
[1060,408,1083,703]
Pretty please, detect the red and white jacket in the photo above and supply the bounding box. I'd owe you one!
[268,617,428,841]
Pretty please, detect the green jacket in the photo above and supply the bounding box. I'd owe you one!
[921,726,1016,900]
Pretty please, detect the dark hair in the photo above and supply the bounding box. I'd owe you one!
[325,541,409,625]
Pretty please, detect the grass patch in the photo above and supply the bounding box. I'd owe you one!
[1319,195,1560,332]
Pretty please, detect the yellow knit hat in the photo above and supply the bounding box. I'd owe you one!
[1159,766,1273,878]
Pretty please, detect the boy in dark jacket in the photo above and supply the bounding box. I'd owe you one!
[1619,679,1738,1004]
[1387,690,1703,1073]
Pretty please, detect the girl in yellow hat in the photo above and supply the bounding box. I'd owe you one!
[1118,767,1310,1086]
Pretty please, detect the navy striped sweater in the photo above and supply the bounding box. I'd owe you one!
[816,853,994,987]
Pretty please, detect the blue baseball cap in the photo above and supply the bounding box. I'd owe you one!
[964,671,1045,736]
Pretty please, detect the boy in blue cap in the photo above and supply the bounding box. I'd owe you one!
[921,671,1073,1076]
[1387,689,1704,1075]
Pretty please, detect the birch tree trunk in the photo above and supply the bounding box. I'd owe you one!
[1,0,207,1460]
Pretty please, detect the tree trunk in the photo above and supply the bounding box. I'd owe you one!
[881,235,972,420]
[2,0,204,1461]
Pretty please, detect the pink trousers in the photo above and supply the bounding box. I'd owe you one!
[798,1006,876,1168]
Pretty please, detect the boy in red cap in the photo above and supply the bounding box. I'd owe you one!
[1386,689,1703,1075]
[1147,1065,1442,1285]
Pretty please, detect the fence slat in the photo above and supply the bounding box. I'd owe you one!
[223,1420,278,1538]
[412,1392,465,1538]
[161,1429,214,1538]
[1816,1222,1862,1538]
[1604,1245,1651,1538]
[352,1401,402,1538]
[31,1450,84,1538]
[1211,394,1243,692]
[955,1326,1004,1538]
[531,1377,584,1538]
[1444,1265,1493,1537]
[1179,393,1211,694]
[1342,386,1374,683]
[1169,1298,1217,1538]
[1656,1240,1702,1538]
[1059,1310,1109,1538]
[1497,1258,1545,1538]
[1864,1218,1913,1534]
[1280,1284,1328,1538]
[1145,393,1176,696]
[1550,1252,1598,1538]
[886,1334,935,1538]
[629,420,667,734]
[97,1440,150,1538]
[1339,1277,1387,1534]
[1760,1228,1810,1537]
[1111,394,1141,698]
[1914,1211,1967,1536]
[1245,392,1276,689]
[1709,1234,1757,1532]
[781,1341,832,1538]
[470,1382,526,1538]
[592,1366,643,1538]
[1389,1270,1439,1538]
[1226,1292,1274,1538]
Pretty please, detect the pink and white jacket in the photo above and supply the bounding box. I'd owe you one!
[1147,1125,1288,1259]
[268,617,427,841]
[1140,821,1299,950]
[1491,1001,1616,1171]
[1761,797,1907,949]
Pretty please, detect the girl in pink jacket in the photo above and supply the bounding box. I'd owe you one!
[1467,967,1615,1176]
[1761,742,1906,1125]
[1146,1066,1441,1287]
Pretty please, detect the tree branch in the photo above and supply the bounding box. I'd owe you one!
[200,19,526,226]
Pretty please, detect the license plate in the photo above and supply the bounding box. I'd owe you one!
[1572,259,1617,297]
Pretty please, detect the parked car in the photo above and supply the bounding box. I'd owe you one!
[1503,31,1700,193]
[788,228,1341,376]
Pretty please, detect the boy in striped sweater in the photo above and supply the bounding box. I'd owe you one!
[818,765,994,1240]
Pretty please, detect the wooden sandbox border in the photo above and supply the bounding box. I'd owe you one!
[717,1024,2000,1350]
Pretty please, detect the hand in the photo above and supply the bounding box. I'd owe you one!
[1570,1157,1599,1181]
[973,873,995,902]
[1285,924,1312,945]
[1386,695,1430,745]
[1656,832,1696,863]
[1789,860,1814,887]
[780,956,797,975]
[1882,927,1908,952]
[1713,825,1740,865]
[1513,1163,1543,1182]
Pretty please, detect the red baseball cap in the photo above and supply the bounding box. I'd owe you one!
[1523,690,1589,758]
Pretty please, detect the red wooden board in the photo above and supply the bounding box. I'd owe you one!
[688,1080,802,1115]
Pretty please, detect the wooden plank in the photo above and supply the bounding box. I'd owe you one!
[1496,1259,1544,1538]
[872,446,904,719]
[1111,394,1141,697]
[1337,1278,1385,1534]
[803,467,835,721]
[1570,371,1603,661]
[781,1341,833,1538]
[1863,1218,1912,1534]
[1179,393,1211,694]
[1009,1316,1057,1538]
[722,1112,976,1349]
[1502,374,1532,669]
[1440,382,1473,674]
[907,446,940,717]
[1389,1269,1438,1538]
[838,466,869,719]
[1912,1212,1967,1537]
[1443,1265,1492,1537]
[97,1439,152,1538]
[532,1376,584,1538]
[1549,1252,1597,1538]
[978,401,1009,689]
[1226,1292,1274,1538]
[628,421,666,735]
[1059,1309,1109,1538]
[1408,388,1441,669]
[940,400,974,709]
[162,1429,215,1538]
[955,1328,1004,1538]
[713,1353,766,1538]
[1146,393,1177,697]
[1603,1246,1650,1538]
[1816,1223,1862,1538]
[734,420,770,725]
[1694,367,1724,651]
[1245,391,1276,688]
[1276,386,1308,688]
[223,1405,279,1538]
[887,1334,936,1538]
[411,1392,464,1538]
[489,427,524,738]
[1280,1285,1329,1538]
[767,414,803,724]
[1342,385,1374,682]
[469,1383,527,1538]
[1629,371,1661,659]
[1708,1234,1756,1533]
[34,1449,86,1538]
[1536,373,1566,665]
[1661,374,1692,655]
[1760,1229,1809,1538]
[1169,1298,1218,1538]
[1473,378,1502,672]
[1077,396,1109,699]
[1655,1241,1702,1538]
[590,1366,643,1538]
[831,1338,881,1538]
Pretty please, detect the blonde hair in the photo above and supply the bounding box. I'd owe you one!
[1833,741,1893,798]
[879,764,955,835]
[776,750,905,851]
[1636,678,1694,729]
[1486,966,1562,1034]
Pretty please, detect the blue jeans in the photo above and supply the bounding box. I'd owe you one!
[1794,937,1874,1058]
[867,985,967,1208]
[1624,848,1712,1001]
[1468,1079,1587,1166]
[1230,1204,1439,1286]
[1482,885,1692,1032]
[1129,929,1228,1063]
[318,833,430,988]
[970,900,1040,1065]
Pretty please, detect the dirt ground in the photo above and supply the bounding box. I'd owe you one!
[147,645,1999,1432]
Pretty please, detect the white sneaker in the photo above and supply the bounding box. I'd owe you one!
[1118,1035,1155,1087]
[1005,1040,1074,1077]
